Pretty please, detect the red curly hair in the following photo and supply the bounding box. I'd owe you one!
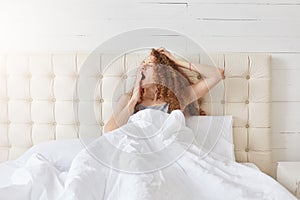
[133,48,206,116]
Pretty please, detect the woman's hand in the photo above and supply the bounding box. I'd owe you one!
[130,70,143,104]
[158,47,178,63]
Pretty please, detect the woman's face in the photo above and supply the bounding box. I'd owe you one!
[139,55,156,88]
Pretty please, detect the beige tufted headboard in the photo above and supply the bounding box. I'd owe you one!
[0,52,271,175]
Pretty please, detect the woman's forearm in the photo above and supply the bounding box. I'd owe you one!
[176,60,223,80]
[103,99,136,133]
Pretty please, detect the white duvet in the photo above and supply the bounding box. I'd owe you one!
[0,109,297,200]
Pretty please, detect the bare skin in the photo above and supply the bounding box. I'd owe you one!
[103,48,224,133]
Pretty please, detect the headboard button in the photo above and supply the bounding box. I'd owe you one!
[100,99,104,103]
[100,122,104,126]
[245,147,249,152]
[98,74,103,79]
[52,98,56,102]
[197,74,201,80]
[245,124,249,128]
[245,100,249,104]
[246,75,250,80]
[52,122,57,126]
[122,74,127,79]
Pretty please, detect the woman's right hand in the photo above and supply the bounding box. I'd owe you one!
[158,47,177,63]
[130,70,143,104]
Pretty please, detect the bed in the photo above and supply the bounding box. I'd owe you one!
[0,51,297,199]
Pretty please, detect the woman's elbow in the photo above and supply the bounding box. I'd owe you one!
[219,68,225,78]
[103,125,109,134]
[215,68,224,81]
[103,123,114,134]
[103,120,120,134]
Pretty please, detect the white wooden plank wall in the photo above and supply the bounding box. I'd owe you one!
[0,0,300,176]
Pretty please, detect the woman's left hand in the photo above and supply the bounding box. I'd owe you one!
[158,47,177,63]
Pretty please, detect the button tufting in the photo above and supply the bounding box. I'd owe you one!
[27,74,32,79]
[245,147,249,152]
[246,75,250,80]
[122,74,127,79]
[52,98,56,102]
[7,120,11,124]
[98,74,103,79]
[29,121,34,125]
[29,98,33,102]
[52,122,57,126]
[245,124,249,128]
[100,121,104,126]
[245,100,249,104]
[51,74,56,79]
[197,74,201,80]
[99,99,104,103]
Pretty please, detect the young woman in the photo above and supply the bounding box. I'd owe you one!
[104,48,224,133]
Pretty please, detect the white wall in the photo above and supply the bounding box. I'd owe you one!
[1,0,300,172]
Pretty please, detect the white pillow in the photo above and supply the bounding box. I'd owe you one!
[185,115,235,161]
[15,139,85,171]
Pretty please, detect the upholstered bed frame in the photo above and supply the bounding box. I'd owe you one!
[0,52,272,175]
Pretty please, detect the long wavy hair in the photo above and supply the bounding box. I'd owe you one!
[132,48,206,116]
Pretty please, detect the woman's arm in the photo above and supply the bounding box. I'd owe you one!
[178,60,224,107]
[103,69,143,133]
[158,47,224,108]
[103,94,136,134]
[157,47,223,80]
[176,59,224,80]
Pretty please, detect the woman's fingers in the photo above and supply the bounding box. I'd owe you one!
[130,71,143,103]
[158,47,167,53]
[134,70,142,88]
[158,47,171,56]
[157,47,177,62]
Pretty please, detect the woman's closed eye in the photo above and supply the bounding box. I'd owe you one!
[141,60,153,65]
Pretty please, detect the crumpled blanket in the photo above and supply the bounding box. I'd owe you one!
[0,109,297,200]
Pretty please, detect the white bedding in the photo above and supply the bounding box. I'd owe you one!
[0,109,297,200]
